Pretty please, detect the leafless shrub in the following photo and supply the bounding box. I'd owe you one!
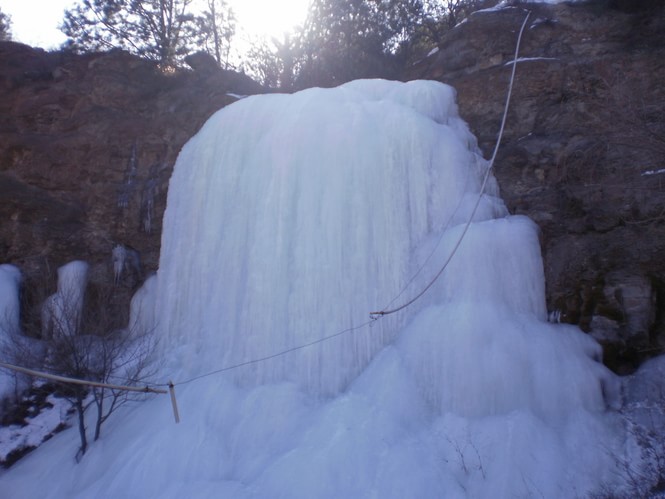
[43,282,157,459]
[2,276,157,460]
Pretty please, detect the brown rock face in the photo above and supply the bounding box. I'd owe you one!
[408,1,665,372]
[0,42,263,324]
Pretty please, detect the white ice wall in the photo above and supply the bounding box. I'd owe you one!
[156,80,508,394]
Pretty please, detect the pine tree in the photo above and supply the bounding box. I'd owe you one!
[60,0,202,66]
[290,0,424,88]
[0,7,12,42]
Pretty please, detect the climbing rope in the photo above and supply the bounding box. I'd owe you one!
[370,10,531,319]
[172,319,376,387]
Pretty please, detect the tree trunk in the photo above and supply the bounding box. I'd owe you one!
[210,0,221,65]
[75,390,87,457]
[94,389,104,442]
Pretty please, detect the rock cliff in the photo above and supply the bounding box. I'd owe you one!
[409,0,665,372]
[1,1,663,372]
[0,42,263,325]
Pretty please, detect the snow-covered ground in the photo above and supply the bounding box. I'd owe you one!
[0,79,660,498]
[0,386,71,466]
[642,168,665,176]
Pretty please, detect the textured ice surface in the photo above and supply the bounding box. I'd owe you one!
[0,264,21,334]
[156,79,508,394]
[41,261,89,340]
[0,264,23,403]
[128,274,157,335]
[0,80,624,498]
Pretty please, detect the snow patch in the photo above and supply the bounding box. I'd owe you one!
[642,168,665,176]
[0,391,71,465]
[505,56,559,65]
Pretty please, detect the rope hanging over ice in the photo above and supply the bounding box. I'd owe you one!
[370,10,531,319]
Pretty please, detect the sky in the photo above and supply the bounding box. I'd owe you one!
[1,0,311,50]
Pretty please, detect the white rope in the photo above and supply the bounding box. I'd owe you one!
[370,10,532,319]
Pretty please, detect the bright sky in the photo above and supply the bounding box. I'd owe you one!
[1,0,311,50]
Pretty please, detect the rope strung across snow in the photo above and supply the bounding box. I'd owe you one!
[370,10,531,319]
[0,360,181,423]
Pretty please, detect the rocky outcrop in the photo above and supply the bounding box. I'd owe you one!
[0,42,263,327]
[409,1,665,372]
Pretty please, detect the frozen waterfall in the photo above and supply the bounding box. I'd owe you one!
[157,79,514,394]
[0,80,625,498]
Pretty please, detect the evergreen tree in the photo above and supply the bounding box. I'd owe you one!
[295,0,424,88]
[60,0,203,66]
[0,8,12,42]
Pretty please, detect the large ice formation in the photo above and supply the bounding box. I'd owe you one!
[0,80,625,498]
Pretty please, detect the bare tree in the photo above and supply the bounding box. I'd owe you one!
[195,0,236,68]
[89,325,157,442]
[1,264,158,460]
[244,36,291,89]
[42,281,157,458]
[60,0,200,66]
